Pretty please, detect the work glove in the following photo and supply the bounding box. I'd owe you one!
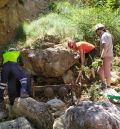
[98,59,103,66]
[92,58,103,69]
[74,53,80,60]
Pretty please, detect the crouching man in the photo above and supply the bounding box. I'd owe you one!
[0,48,29,109]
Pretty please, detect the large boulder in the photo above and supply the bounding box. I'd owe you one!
[53,115,65,129]
[0,0,49,44]
[0,111,8,120]
[64,101,120,129]
[47,98,66,118]
[111,71,120,85]
[13,97,54,129]
[0,117,34,129]
[21,45,77,77]
[0,0,9,8]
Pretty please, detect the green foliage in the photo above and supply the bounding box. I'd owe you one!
[54,1,73,15]
[49,2,57,11]
[104,0,119,9]
[18,0,25,5]
[54,1,120,49]
[15,13,78,47]
[15,22,27,42]
[84,0,120,9]
[114,44,120,56]
[89,82,99,101]
[14,0,120,53]
[92,58,103,69]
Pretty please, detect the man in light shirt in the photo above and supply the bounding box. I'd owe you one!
[95,23,113,88]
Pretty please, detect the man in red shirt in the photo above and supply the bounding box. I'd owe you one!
[68,40,96,79]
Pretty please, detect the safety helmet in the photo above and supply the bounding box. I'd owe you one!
[67,40,75,49]
[95,23,105,31]
[8,47,17,51]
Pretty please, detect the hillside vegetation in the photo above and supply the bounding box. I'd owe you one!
[5,0,120,55]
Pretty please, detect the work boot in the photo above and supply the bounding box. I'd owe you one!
[106,85,110,89]
[0,102,3,111]
[6,104,13,118]
[99,82,106,90]
[96,82,106,91]
[0,101,5,111]
[20,86,29,98]
[20,92,29,98]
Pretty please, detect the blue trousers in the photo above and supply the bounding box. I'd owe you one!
[0,62,28,103]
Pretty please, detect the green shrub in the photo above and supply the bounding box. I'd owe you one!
[14,1,120,53]
[54,1,120,47]
[15,13,78,46]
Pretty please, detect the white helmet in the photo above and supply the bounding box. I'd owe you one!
[8,47,16,51]
[95,23,105,31]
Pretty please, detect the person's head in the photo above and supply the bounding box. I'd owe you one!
[67,40,76,50]
[95,23,106,37]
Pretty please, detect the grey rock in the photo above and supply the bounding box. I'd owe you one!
[13,97,54,129]
[0,117,34,129]
[22,45,76,77]
[0,0,49,43]
[64,101,120,129]
[53,115,65,129]
[0,111,7,120]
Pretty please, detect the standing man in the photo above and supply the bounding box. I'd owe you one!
[95,23,113,87]
[0,48,29,107]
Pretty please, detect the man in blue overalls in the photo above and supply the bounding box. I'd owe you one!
[0,48,29,107]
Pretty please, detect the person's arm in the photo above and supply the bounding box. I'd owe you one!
[0,56,3,68]
[101,33,110,59]
[17,54,24,66]
[80,49,85,70]
[0,51,4,68]
[101,43,108,59]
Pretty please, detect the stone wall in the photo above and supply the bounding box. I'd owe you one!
[0,0,49,44]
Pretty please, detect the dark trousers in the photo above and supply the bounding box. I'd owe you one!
[0,73,20,105]
[0,62,28,104]
[1,62,26,82]
[8,74,20,105]
[85,48,97,68]
[0,72,32,105]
